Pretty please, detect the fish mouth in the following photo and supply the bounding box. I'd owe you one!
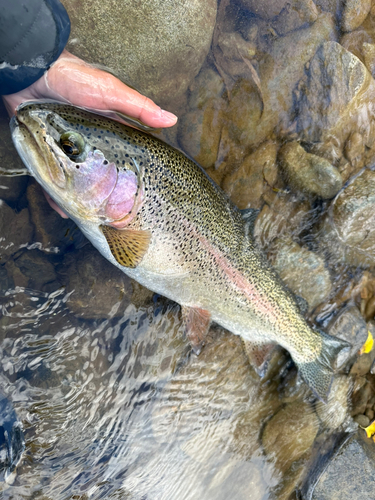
[11,108,67,189]
[10,115,39,177]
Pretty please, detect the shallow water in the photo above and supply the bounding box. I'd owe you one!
[0,283,281,499]
[2,0,375,498]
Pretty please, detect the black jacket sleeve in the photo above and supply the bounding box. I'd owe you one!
[0,0,70,95]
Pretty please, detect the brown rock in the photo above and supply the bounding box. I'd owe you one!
[13,249,58,292]
[353,414,370,427]
[315,0,344,15]
[278,141,343,199]
[350,353,374,377]
[344,131,365,164]
[351,381,373,415]
[262,401,319,473]
[177,103,225,170]
[315,375,351,429]
[327,306,368,367]
[341,0,371,32]
[238,0,290,19]
[0,176,28,204]
[273,0,319,36]
[254,193,312,250]
[222,141,278,209]
[362,42,375,77]
[340,15,375,62]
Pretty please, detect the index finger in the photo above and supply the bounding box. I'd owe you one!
[47,52,178,128]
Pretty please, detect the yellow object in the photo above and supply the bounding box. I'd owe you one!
[364,420,375,441]
[360,331,374,355]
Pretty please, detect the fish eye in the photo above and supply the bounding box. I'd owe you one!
[59,131,85,158]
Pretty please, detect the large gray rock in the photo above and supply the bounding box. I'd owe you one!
[61,0,217,109]
[311,431,375,500]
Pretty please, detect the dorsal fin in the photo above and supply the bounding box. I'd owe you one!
[101,225,151,268]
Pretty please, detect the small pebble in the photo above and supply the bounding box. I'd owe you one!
[353,414,370,427]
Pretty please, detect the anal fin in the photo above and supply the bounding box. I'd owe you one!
[242,340,276,377]
[101,225,151,268]
[182,306,211,355]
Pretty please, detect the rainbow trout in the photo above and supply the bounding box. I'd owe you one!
[10,102,349,401]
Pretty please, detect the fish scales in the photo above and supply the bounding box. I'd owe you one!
[10,102,350,401]
[123,128,319,363]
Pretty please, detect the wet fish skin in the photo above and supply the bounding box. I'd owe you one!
[10,101,349,402]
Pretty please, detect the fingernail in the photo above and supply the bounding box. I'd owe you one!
[160,109,178,123]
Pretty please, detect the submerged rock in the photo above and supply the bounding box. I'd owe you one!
[270,237,332,310]
[318,168,375,268]
[13,250,58,292]
[224,13,336,150]
[296,41,375,157]
[177,67,226,169]
[262,401,319,473]
[254,192,312,250]
[222,140,278,209]
[315,375,351,430]
[27,182,79,253]
[328,306,369,367]
[272,0,319,36]
[238,0,290,20]
[61,0,217,109]
[341,0,371,32]
[278,142,342,199]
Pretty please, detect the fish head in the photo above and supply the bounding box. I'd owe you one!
[10,101,146,228]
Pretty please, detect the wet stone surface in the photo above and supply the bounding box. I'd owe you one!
[311,431,375,500]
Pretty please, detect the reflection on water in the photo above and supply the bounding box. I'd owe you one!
[0,286,279,499]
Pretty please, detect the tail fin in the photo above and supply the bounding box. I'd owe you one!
[297,331,351,403]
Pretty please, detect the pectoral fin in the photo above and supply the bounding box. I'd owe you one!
[242,340,276,377]
[182,306,211,355]
[101,225,151,268]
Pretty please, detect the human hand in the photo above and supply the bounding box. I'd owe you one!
[3,50,178,128]
[3,50,178,218]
